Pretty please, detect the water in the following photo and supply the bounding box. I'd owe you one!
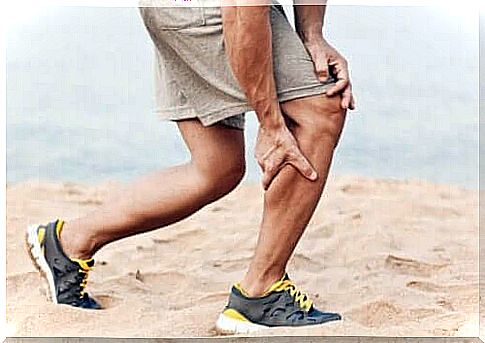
[7,6,479,188]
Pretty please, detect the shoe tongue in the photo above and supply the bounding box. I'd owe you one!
[71,258,95,270]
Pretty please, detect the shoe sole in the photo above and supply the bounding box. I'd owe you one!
[215,313,268,335]
[25,224,58,304]
[215,311,343,335]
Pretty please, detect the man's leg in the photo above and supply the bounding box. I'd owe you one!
[240,93,346,296]
[59,119,246,259]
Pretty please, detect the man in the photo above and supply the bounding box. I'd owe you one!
[26,0,355,334]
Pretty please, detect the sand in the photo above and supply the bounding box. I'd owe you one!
[5,175,479,337]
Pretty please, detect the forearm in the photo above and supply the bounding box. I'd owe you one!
[294,1,327,43]
[221,5,284,129]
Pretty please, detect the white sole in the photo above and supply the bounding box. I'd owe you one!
[26,224,58,304]
[215,313,268,335]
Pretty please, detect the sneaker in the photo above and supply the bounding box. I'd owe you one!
[25,219,101,309]
[215,273,341,334]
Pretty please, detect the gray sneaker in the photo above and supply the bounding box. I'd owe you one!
[25,219,101,309]
[215,273,341,334]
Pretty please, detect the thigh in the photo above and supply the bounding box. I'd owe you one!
[176,119,246,170]
[280,93,345,130]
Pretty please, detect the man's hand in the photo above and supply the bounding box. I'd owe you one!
[222,5,319,190]
[256,123,317,190]
[304,38,356,110]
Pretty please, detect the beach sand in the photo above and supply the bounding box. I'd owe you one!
[6,175,479,337]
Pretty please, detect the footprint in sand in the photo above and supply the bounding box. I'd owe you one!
[150,230,205,248]
[385,254,448,277]
[406,280,445,293]
[133,270,193,294]
[94,294,122,309]
[349,300,405,327]
[198,292,229,303]
[405,280,475,294]
[211,256,252,272]
[349,300,440,328]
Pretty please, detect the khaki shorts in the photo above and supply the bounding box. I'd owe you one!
[139,0,336,130]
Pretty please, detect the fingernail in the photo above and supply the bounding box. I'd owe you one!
[311,171,318,180]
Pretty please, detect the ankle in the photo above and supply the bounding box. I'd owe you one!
[239,269,285,297]
[59,222,96,260]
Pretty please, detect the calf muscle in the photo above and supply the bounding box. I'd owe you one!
[241,93,346,296]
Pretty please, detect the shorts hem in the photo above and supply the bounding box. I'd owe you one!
[153,105,198,120]
[198,104,253,126]
[153,82,335,127]
[278,82,334,103]
[154,103,252,127]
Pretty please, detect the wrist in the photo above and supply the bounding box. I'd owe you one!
[254,100,285,130]
[260,116,285,131]
[259,112,285,131]
[298,30,325,45]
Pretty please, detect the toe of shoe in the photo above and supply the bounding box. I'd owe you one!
[321,312,342,323]
[79,295,102,310]
[309,308,342,323]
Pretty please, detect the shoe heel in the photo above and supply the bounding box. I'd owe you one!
[25,224,58,304]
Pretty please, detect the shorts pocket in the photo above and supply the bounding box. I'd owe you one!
[139,0,205,30]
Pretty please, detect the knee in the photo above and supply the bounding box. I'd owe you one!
[215,159,246,194]
[299,95,346,145]
[195,156,246,199]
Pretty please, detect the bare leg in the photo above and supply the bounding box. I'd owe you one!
[60,119,245,259]
[240,94,346,296]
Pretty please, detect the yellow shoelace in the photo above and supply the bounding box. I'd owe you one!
[266,279,313,311]
[71,258,94,299]
[78,269,90,298]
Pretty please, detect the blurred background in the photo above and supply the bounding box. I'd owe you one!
[6,5,479,188]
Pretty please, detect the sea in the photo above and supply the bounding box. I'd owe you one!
[6,6,479,188]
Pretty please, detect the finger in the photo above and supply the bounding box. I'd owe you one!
[288,150,318,182]
[327,79,349,97]
[327,60,349,96]
[314,58,329,83]
[344,82,355,110]
[341,86,352,110]
[349,94,356,110]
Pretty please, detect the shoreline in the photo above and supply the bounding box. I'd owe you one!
[6,173,480,192]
